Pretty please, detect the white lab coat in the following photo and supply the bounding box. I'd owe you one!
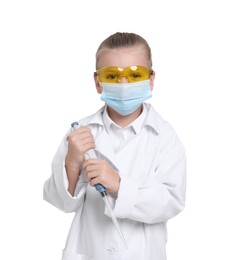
[43,103,186,260]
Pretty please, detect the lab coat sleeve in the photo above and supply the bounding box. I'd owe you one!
[43,133,87,213]
[112,126,187,224]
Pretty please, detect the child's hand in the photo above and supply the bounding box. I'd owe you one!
[82,158,120,194]
[65,126,95,174]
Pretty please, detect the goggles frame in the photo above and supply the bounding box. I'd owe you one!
[94,65,154,83]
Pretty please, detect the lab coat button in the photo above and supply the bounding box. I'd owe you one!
[107,247,117,255]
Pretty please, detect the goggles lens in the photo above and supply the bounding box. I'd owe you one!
[95,65,153,83]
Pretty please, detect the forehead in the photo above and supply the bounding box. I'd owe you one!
[97,46,149,69]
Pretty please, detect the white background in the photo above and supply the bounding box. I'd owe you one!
[0,0,235,259]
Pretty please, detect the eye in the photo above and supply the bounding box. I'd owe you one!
[105,74,118,80]
[131,73,142,79]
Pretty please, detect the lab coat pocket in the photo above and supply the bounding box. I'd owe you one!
[62,249,94,260]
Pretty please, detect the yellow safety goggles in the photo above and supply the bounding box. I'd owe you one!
[94,65,154,83]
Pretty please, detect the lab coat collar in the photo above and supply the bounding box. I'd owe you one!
[80,103,161,135]
[102,105,147,135]
[102,105,113,133]
[143,103,161,135]
[79,106,105,127]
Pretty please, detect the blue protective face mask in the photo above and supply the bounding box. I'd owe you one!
[100,80,152,116]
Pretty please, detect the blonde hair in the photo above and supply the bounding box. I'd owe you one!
[95,32,152,69]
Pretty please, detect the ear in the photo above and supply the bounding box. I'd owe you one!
[150,71,155,91]
[94,75,102,94]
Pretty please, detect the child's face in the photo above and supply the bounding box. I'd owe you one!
[95,45,155,93]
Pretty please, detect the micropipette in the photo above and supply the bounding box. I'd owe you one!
[71,122,128,249]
